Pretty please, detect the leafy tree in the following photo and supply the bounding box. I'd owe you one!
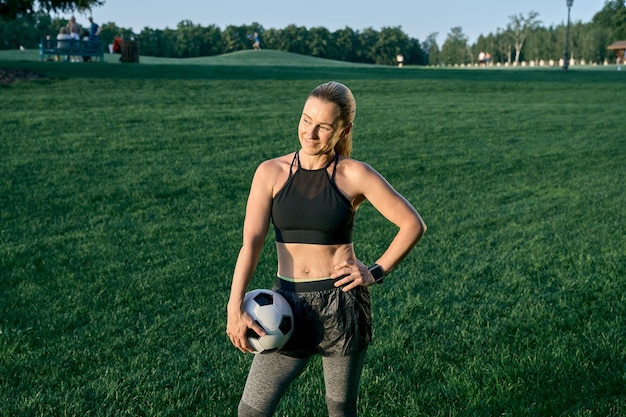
[1,10,43,47]
[358,27,379,63]
[613,5,626,39]
[524,26,547,64]
[371,26,411,65]
[280,24,309,55]
[333,27,360,62]
[578,24,605,63]
[404,37,427,65]
[221,25,246,53]
[568,21,586,62]
[307,26,333,58]
[136,27,165,57]
[1,0,102,19]
[440,26,470,65]
[548,25,564,61]
[220,23,263,53]
[39,14,62,38]
[176,20,207,58]
[260,27,280,50]
[493,27,513,64]
[590,0,626,62]
[507,11,541,64]
[422,32,440,65]
[199,24,224,57]
[592,0,625,35]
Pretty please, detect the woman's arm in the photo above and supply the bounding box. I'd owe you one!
[226,161,277,352]
[332,161,426,290]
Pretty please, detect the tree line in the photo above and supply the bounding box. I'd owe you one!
[1,0,625,66]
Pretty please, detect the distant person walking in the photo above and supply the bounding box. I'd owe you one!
[478,51,486,67]
[485,51,491,66]
[396,54,404,67]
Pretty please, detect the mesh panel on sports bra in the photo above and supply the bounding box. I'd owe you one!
[271,153,354,245]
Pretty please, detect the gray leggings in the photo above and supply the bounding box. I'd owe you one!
[238,350,367,417]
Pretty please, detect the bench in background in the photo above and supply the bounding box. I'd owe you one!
[39,37,105,62]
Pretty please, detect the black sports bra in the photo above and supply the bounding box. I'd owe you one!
[271,152,354,245]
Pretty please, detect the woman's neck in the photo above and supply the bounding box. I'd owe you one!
[297,151,335,170]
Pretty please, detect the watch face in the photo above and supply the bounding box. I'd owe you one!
[370,265,385,280]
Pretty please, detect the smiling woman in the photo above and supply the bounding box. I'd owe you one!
[226,81,426,416]
[298,98,342,158]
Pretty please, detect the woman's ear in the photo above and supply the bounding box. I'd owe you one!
[340,123,353,138]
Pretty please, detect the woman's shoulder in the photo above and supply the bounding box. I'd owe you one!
[258,152,295,168]
[254,152,295,177]
[337,156,376,176]
[333,156,386,204]
[251,153,296,195]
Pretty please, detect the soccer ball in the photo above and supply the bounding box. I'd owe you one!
[243,289,294,354]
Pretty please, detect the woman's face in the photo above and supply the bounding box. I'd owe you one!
[298,97,342,156]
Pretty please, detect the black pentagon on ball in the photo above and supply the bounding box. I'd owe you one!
[247,320,264,339]
[253,292,273,306]
[279,315,292,335]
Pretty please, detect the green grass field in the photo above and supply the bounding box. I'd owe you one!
[1,50,625,417]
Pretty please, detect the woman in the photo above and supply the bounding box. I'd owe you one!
[227,81,426,417]
[66,16,81,40]
[55,27,71,62]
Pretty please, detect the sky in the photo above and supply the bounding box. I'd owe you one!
[70,0,606,44]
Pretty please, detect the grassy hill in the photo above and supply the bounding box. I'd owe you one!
[0,47,371,67]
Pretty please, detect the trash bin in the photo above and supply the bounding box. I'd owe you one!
[120,41,139,63]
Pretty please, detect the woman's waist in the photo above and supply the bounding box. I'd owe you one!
[275,274,343,292]
[276,243,354,276]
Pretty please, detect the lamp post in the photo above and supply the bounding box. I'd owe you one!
[563,0,574,70]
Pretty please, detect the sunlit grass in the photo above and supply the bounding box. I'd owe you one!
[1,55,625,416]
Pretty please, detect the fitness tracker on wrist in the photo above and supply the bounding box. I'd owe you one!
[368,264,386,284]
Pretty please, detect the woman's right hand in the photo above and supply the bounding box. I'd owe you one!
[226,303,266,353]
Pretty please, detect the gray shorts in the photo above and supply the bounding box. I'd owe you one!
[273,277,372,358]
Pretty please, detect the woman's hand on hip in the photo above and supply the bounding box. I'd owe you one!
[330,259,374,291]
